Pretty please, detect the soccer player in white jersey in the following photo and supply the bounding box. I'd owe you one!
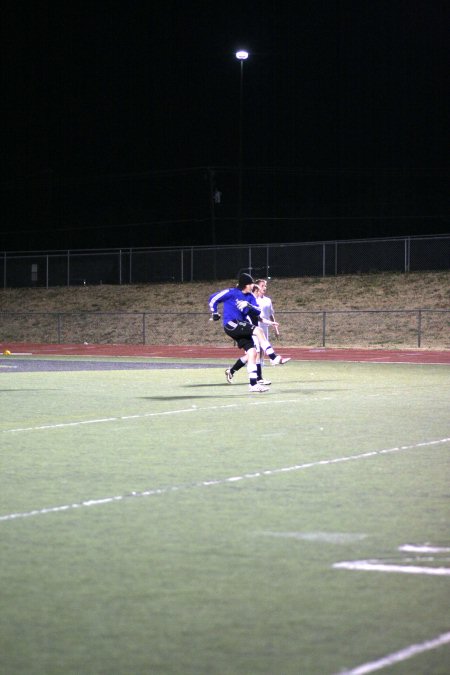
[254,278,279,368]
[230,283,275,385]
[254,278,279,341]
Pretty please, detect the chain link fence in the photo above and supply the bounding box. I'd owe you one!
[1,235,449,288]
[1,309,448,349]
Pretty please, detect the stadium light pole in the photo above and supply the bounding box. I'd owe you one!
[236,49,249,244]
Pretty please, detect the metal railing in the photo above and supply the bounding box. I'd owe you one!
[1,234,449,288]
[1,309,448,349]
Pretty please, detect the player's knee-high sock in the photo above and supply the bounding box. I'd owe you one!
[230,356,246,374]
[247,362,258,386]
[259,338,276,359]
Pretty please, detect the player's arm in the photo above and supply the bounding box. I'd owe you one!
[246,303,261,318]
[236,297,261,318]
[269,301,280,335]
[260,316,279,333]
[208,289,230,320]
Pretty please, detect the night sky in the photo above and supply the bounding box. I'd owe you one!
[1,1,449,250]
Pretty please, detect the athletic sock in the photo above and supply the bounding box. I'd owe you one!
[231,357,246,374]
[247,363,258,386]
[260,338,274,357]
[256,363,262,380]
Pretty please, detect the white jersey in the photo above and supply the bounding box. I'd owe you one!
[256,295,274,322]
[256,295,274,341]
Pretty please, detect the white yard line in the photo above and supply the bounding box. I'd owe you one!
[1,403,239,434]
[399,544,450,554]
[0,398,315,434]
[1,436,449,523]
[333,631,450,675]
[333,561,450,576]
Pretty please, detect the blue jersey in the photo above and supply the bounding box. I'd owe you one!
[246,292,261,326]
[209,287,261,326]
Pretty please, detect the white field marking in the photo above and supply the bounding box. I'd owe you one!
[0,398,321,434]
[1,437,449,523]
[1,403,239,434]
[381,556,450,564]
[399,544,450,554]
[333,561,450,576]
[332,631,450,675]
[260,531,368,544]
[298,354,450,366]
[337,360,450,366]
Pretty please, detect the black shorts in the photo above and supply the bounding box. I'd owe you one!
[224,320,255,352]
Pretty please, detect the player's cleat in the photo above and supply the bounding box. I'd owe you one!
[271,355,291,366]
[257,378,271,385]
[249,383,269,392]
[225,368,234,383]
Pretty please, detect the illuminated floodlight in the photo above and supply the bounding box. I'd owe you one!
[235,50,249,60]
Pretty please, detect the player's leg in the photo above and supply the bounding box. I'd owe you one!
[224,322,269,391]
[255,327,271,384]
[253,326,291,365]
[252,334,264,383]
[225,354,247,383]
[260,325,269,366]
[245,346,268,392]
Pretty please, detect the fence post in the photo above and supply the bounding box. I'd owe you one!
[417,309,422,348]
[404,237,411,273]
[322,311,327,347]
[322,243,326,277]
[119,250,122,285]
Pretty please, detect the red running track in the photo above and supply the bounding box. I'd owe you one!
[1,342,450,365]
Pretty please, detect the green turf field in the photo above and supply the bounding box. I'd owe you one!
[1,357,449,674]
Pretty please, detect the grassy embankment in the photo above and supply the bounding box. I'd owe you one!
[1,271,449,348]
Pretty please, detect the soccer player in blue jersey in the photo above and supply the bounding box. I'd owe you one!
[209,273,290,392]
[224,282,279,386]
[224,283,274,386]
